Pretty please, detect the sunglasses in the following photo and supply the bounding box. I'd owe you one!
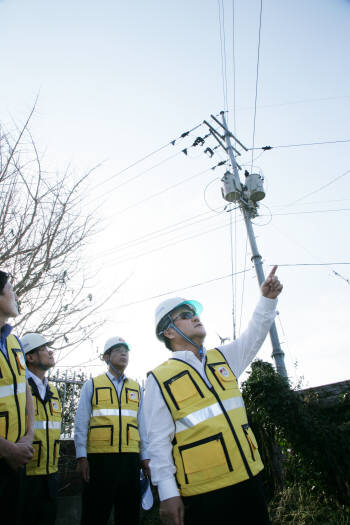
[172,310,197,323]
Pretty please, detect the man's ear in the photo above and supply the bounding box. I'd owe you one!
[25,353,34,366]
[163,326,175,340]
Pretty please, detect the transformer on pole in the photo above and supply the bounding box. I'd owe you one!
[204,112,288,377]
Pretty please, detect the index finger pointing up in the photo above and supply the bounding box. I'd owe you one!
[268,265,278,278]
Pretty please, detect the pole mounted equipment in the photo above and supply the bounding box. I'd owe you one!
[203,111,288,378]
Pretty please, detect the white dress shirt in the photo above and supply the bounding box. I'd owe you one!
[74,370,149,460]
[26,369,49,400]
[144,295,277,501]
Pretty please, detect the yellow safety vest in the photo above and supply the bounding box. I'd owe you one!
[87,373,141,454]
[0,334,27,444]
[150,349,264,497]
[26,379,62,476]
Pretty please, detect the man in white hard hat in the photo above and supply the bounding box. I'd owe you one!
[144,266,283,525]
[21,332,62,525]
[0,271,35,525]
[74,336,150,525]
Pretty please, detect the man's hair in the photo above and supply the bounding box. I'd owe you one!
[0,271,9,294]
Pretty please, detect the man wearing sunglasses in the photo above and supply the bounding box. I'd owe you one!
[0,271,35,524]
[145,266,283,525]
[74,336,149,525]
[21,333,62,525]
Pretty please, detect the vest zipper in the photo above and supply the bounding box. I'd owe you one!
[117,381,125,453]
[203,356,253,479]
[42,398,50,475]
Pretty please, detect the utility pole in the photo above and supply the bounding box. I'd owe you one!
[204,111,288,377]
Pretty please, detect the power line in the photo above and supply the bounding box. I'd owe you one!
[250,0,263,170]
[89,207,226,262]
[285,169,350,206]
[249,138,350,151]
[266,207,350,217]
[112,268,254,311]
[274,262,350,266]
[105,165,215,219]
[231,0,237,133]
[87,120,205,194]
[99,217,239,269]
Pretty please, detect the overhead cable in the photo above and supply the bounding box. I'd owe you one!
[285,169,350,206]
[248,138,350,151]
[112,268,254,311]
[250,0,263,171]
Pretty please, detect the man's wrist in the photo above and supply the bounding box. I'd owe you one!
[158,477,180,501]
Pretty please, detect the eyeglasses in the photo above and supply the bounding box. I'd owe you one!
[172,310,197,323]
[110,345,130,354]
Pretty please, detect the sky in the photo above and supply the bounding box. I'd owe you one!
[0,0,349,388]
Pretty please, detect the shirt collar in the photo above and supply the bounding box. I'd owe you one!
[107,370,127,384]
[27,369,48,389]
[1,324,12,339]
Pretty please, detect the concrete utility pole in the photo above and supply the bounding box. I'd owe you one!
[204,111,287,377]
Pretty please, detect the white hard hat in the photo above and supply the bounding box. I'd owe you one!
[155,297,203,339]
[21,333,52,355]
[103,336,130,355]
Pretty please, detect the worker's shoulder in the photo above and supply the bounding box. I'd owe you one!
[125,376,141,389]
[147,357,186,379]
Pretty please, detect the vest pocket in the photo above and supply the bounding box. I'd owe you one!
[0,412,9,439]
[127,424,140,445]
[53,439,60,465]
[209,363,236,391]
[165,371,204,410]
[50,398,61,415]
[32,441,42,467]
[96,387,113,405]
[179,433,232,485]
[242,424,257,461]
[126,388,139,404]
[89,424,113,445]
[13,350,26,376]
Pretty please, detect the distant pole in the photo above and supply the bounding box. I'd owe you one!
[219,111,288,377]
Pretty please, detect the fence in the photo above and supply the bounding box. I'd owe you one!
[49,369,88,439]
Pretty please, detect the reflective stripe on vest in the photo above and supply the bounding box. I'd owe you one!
[34,420,62,430]
[0,381,26,399]
[151,349,264,497]
[175,396,245,433]
[91,408,138,418]
[87,373,141,454]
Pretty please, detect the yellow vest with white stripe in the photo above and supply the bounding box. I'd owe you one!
[151,349,264,497]
[26,381,62,476]
[0,334,27,444]
[87,373,141,454]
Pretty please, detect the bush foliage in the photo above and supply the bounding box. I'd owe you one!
[242,360,350,504]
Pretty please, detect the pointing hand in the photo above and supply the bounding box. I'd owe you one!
[261,265,283,299]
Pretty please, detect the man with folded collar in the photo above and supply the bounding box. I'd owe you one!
[21,332,62,525]
[0,271,35,525]
[74,336,150,525]
[145,266,283,525]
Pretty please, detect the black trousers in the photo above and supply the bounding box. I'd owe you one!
[0,459,24,525]
[81,453,141,525]
[183,474,270,525]
[22,472,58,525]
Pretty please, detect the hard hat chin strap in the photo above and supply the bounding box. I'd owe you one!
[168,317,204,360]
[106,357,123,381]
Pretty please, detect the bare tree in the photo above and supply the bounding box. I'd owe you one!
[0,110,118,360]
